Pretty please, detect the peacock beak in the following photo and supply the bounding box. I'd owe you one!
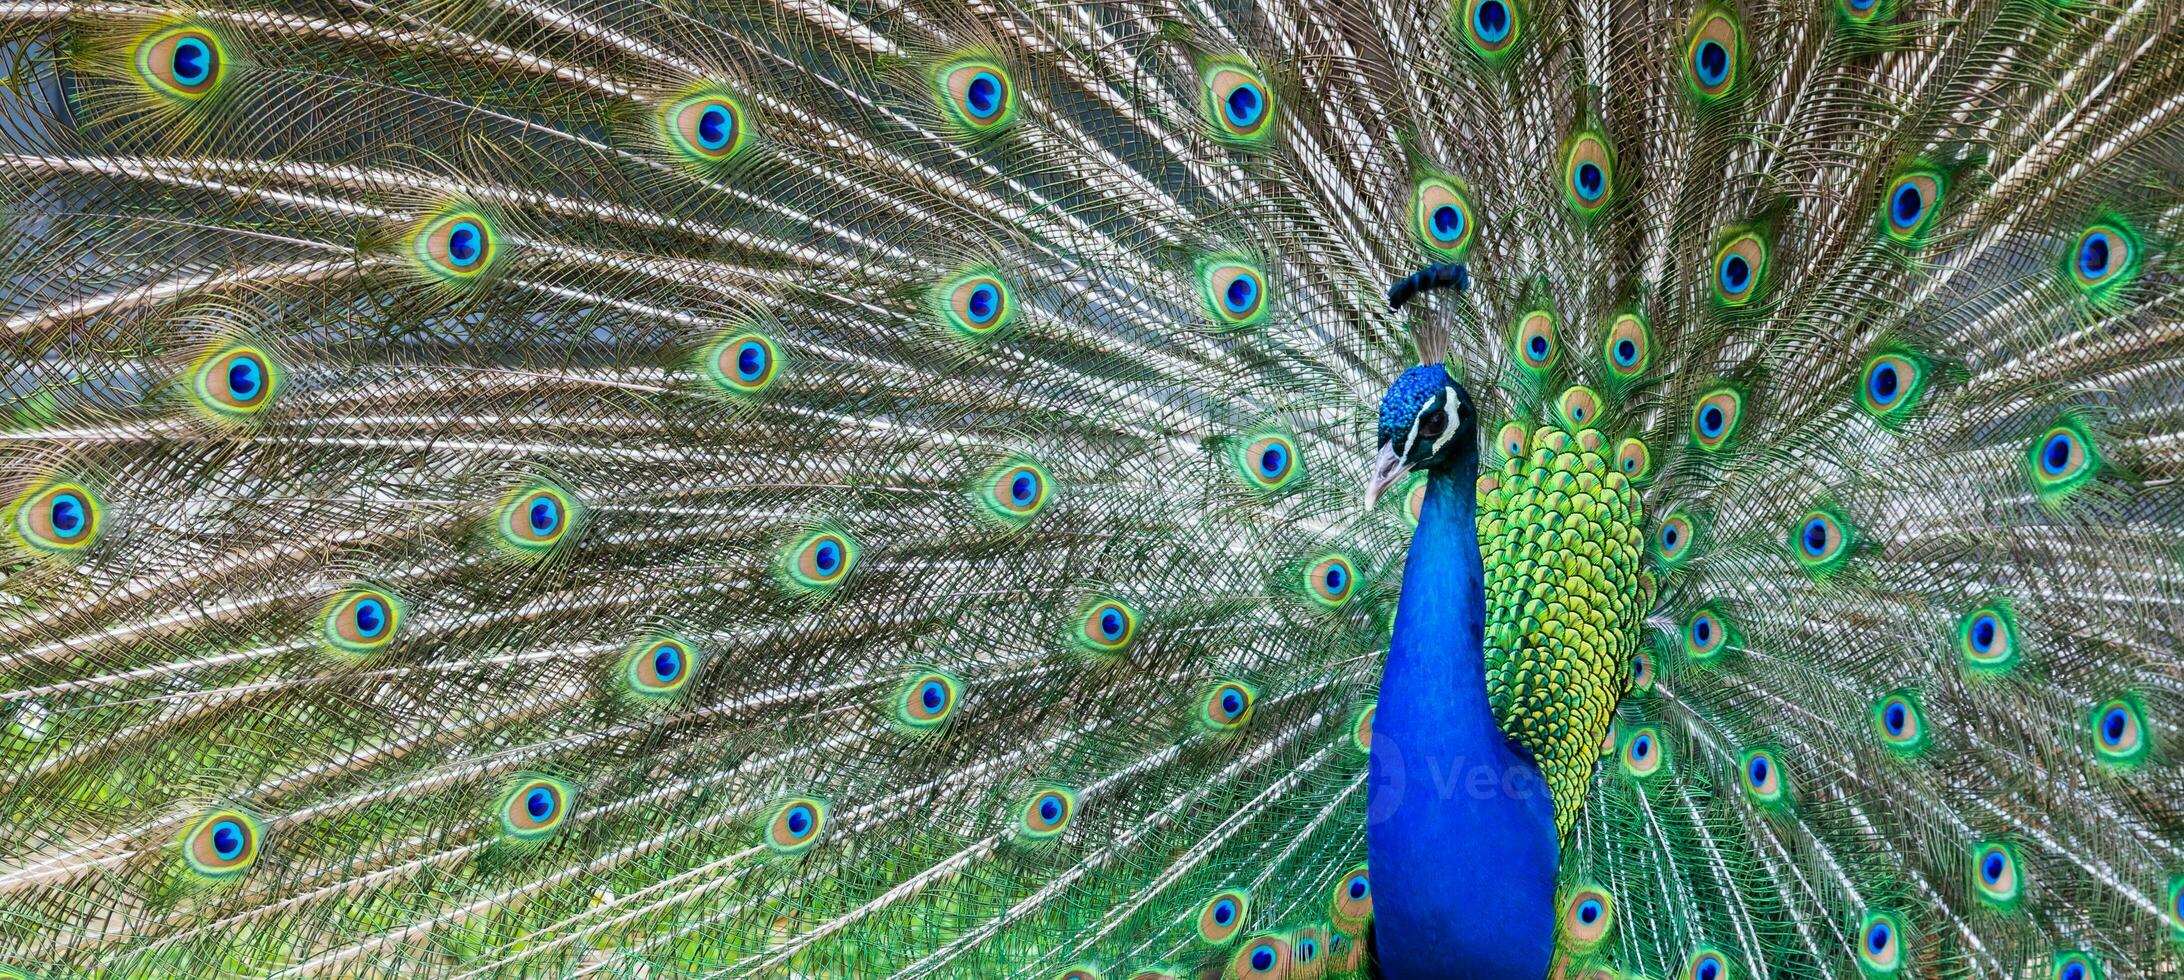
[1364,442,1408,509]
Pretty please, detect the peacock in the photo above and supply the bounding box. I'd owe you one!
[1,0,2182,975]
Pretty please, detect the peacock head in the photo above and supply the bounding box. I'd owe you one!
[1366,363,1475,506]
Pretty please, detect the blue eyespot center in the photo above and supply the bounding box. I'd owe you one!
[1214,900,1235,924]
[1578,900,1601,924]
[1720,254,1751,292]
[697,105,733,149]
[653,645,681,681]
[448,222,482,266]
[211,820,243,859]
[967,282,998,322]
[1747,755,1769,785]
[228,357,262,398]
[2102,707,2128,744]
[1884,702,1907,734]
[1575,162,1604,200]
[1663,525,1680,548]
[1983,852,2005,883]
[920,680,944,710]
[1039,797,1062,822]
[49,494,84,536]
[1528,335,1549,358]
[2043,433,2074,474]
[1325,564,1347,592]
[1432,204,1463,241]
[1694,618,1713,646]
[1259,443,1287,477]
[1971,615,1997,651]
[172,37,211,85]
[966,72,1002,118]
[1251,946,1276,971]
[786,805,812,836]
[1222,691,1244,716]
[2079,233,2111,277]
[1696,40,1728,85]
[529,499,559,534]
[1892,184,1923,227]
[814,541,841,575]
[354,598,386,637]
[1700,405,1725,436]
[1225,84,1263,126]
[1633,735,1651,759]
[1699,961,1720,980]
[1867,922,1890,953]
[2062,964,2086,980]
[1802,518,1831,556]
[526,787,554,820]
[1099,609,1124,640]
[1869,362,1899,402]
[1348,876,1368,899]
[1615,338,1637,365]
[1299,940,1317,960]
[1474,0,1510,41]
[1224,274,1258,313]
[736,341,766,381]
[1010,472,1037,505]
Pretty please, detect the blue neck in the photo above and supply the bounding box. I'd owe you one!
[1367,441,1560,978]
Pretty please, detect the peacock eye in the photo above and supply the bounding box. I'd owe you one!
[1203,64,1275,141]
[1856,911,1901,973]
[1419,409,1448,440]
[936,60,1015,132]
[183,808,262,878]
[1198,889,1250,944]
[138,26,226,102]
[499,777,573,840]
[1018,787,1076,838]
[1203,682,1255,729]
[766,798,827,852]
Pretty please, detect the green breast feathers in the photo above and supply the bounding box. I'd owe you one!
[1474,387,1651,838]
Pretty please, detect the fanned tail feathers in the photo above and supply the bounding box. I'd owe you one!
[0,0,2180,976]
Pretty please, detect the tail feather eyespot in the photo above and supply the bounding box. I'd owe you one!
[190,345,279,418]
[2089,696,2148,767]
[1561,886,1614,948]
[322,588,403,657]
[12,482,102,555]
[766,798,827,854]
[1603,314,1650,379]
[1513,311,1559,372]
[1196,889,1250,945]
[1018,787,1076,839]
[1201,682,1255,730]
[1414,178,1477,257]
[785,530,857,592]
[664,91,750,163]
[1201,261,1269,328]
[1203,64,1275,142]
[1855,910,1902,976]
[1972,841,2022,908]
[1710,232,1768,305]
[706,330,781,395]
[624,636,698,699]
[183,808,262,879]
[1684,11,1742,100]
[1075,599,1138,654]
[936,59,1015,132]
[1461,0,1523,56]
[1564,133,1614,213]
[137,26,226,102]
[499,777,573,840]
[413,211,498,281]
